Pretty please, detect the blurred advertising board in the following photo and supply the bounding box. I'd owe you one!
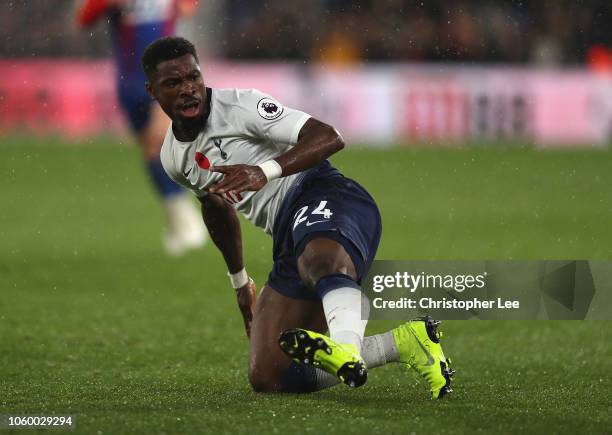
[0,60,610,146]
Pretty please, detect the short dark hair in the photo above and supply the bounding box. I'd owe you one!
[141,36,199,79]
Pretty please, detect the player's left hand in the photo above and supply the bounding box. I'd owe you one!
[209,164,267,196]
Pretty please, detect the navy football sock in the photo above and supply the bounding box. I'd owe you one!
[279,362,339,393]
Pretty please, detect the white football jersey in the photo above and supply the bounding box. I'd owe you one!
[160,88,311,234]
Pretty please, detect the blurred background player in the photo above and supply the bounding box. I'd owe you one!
[76,0,207,255]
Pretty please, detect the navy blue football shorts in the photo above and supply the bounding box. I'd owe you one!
[117,81,152,133]
[267,161,382,300]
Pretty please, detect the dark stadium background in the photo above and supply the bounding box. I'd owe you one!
[1,1,611,434]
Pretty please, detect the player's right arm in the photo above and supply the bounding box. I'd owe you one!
[209,89,342,196]
[198,193,256,339]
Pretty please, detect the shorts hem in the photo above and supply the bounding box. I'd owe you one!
[265,280,320,301]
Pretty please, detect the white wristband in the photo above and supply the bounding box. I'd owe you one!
[228,268,249,289]
[258,160,282,181]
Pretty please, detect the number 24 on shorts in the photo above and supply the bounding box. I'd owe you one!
[293,201,334,230]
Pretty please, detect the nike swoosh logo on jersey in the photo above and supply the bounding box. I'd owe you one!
[305,220,327,227]
[409,328,435,365]
[183,167,193,177]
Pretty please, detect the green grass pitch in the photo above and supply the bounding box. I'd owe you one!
[1,137,611,434]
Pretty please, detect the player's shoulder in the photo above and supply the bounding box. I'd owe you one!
[212,88,283,120]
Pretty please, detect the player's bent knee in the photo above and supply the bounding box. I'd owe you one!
[248,352,285,393]
[297,238,356,291]
[248,368,283,393]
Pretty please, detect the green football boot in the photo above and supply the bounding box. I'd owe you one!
[392,316,455,399]
[278,328,368,387]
